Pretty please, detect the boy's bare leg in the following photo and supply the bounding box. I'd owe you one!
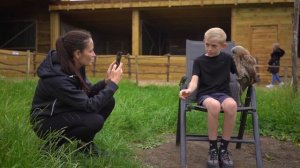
[204,98,221,167]
[221,98,237,140]
[203,98,221,140]
[219,97,237,168]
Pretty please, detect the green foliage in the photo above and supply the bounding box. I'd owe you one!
[0,79,299,167]
[0,79,141,168]
[255,86,300,142]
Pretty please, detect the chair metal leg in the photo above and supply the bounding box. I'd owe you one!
[176,99,181,146]
[248,86,263,167]
[180,100,187,168]
[236,111,248,149]
[236,85,252,149]
[252,111,263,168]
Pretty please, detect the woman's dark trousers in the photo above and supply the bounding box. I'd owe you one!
[34,98,115,147]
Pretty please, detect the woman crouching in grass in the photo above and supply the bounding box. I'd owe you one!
[30,30,123,155]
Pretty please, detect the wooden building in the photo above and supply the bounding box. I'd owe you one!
[0,0,50,52]
[0,0,297,83]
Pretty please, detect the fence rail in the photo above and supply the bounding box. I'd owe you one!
[89,54,186,84]
[0,49,299,84]
[0,49,32,79]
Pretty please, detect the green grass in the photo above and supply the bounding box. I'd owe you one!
[255,86,300,142]
[0,79,299,167]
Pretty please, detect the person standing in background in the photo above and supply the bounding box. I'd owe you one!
[266,43,285,88]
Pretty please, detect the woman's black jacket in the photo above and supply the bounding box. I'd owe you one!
[30,50,118,121]
[267,48,285,74]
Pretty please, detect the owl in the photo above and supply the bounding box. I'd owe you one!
[231,46,257,93]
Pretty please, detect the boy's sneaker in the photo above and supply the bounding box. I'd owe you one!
[266,84,274,88]
[207,148,219,168]
[219,149,234,168]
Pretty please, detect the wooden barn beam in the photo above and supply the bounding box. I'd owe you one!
[50,12,60,50]
[49,0,294,11]
[132,10,141,56]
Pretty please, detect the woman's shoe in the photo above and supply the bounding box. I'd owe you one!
[77,142,109,157]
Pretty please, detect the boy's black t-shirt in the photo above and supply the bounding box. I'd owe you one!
[192,52,237,99]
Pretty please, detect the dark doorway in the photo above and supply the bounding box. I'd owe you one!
[141,7,231,55]
[0,21,36,51]
[60,9,132,55]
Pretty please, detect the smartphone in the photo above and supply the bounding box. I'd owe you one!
[115,51,122,68]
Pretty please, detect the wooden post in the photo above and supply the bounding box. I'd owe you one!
[127,54,132,80]
[231,8,236,41]
[284,67,288,84]
[132,10,140,56]
[93,56,97,77]
[50,12,60,50]
[35,21,38,53]
[292,0,299,92]
[135,55,139,85]
[32,52,36,77]
[167,54,171,82]
[26,50,31,79]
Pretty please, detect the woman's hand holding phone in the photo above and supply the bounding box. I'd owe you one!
[115,51,122,69]
[105,53,123,84]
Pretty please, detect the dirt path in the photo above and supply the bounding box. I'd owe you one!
[137,135,300,168]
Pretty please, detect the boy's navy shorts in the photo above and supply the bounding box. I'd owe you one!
[198,93,231,106]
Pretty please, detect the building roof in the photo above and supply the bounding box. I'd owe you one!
[49,0,294,11]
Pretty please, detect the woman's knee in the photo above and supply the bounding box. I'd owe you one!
[99,97,115,120]
[85,114,105,133]
[108,97,115,107]
[106,97,115,111]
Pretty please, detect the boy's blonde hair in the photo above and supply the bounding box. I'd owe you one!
[204,27,227,43]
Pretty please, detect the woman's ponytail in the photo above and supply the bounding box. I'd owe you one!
[56,31,91,92]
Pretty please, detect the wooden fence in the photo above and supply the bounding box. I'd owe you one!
[255,64,295,85]
[86,54,186,84]
[0,49,32,79]
[0,49,299,85]
[0,50,186,83]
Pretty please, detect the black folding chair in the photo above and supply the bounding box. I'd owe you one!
[176,40,263,168]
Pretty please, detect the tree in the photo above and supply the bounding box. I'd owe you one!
[292,0,299,92]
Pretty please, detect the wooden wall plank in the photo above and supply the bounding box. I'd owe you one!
[132,10,140,56]
[50,12,60,50]
[232,6,293,84]
[37,21,50,53]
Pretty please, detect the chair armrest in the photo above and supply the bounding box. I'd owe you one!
[179,75,188,90]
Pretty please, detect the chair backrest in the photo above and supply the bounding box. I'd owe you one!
[185,40,239,103]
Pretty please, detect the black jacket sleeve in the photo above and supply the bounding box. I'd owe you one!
[87,80,107,97]
[45,76,118,113]
[268,57,276,65]
[274,48,285,58]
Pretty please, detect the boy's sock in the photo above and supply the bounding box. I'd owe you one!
[219,139,229,151]
[207,140,219,167]
[219,139,234,167]
[209,140,218,151]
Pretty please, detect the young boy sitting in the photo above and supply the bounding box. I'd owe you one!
[179,27,237,168]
